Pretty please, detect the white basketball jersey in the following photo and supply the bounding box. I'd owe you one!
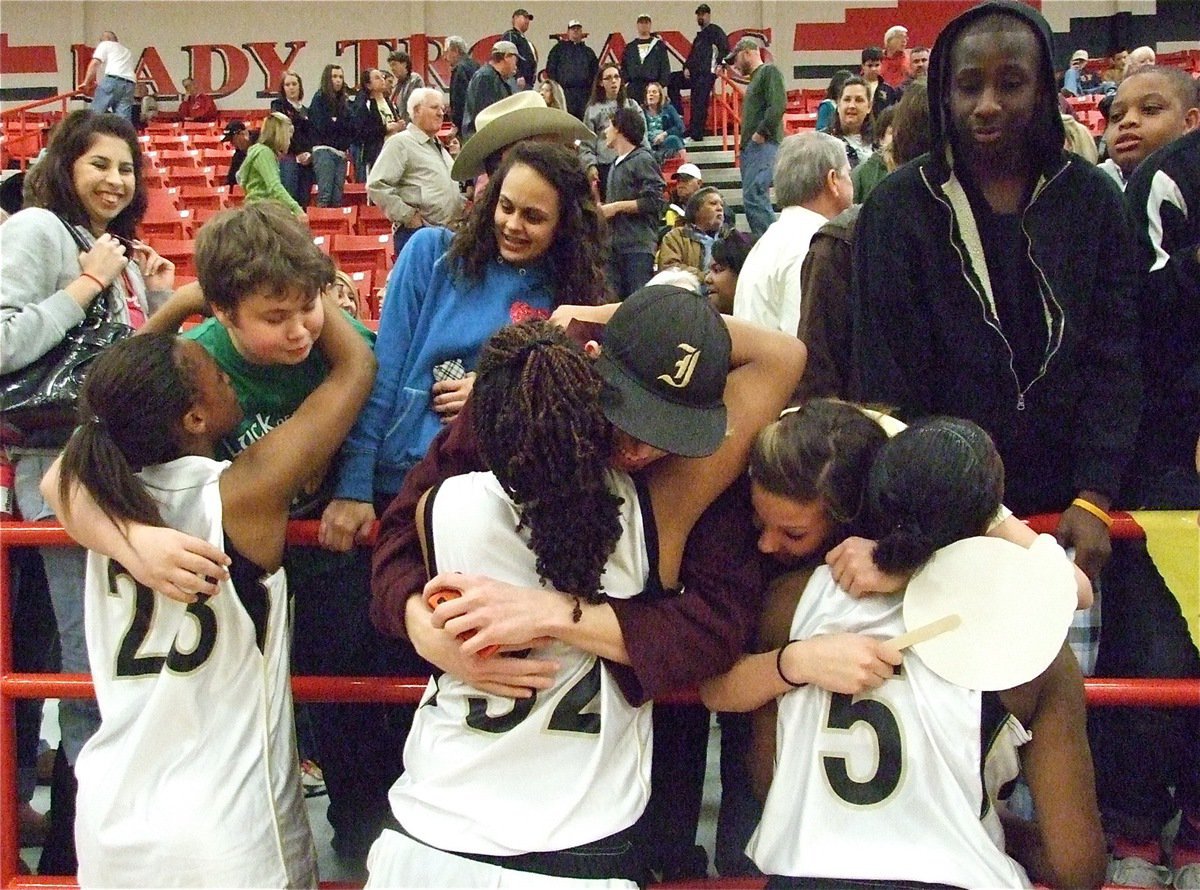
[747,567,1032,889]
[75,456,317,888]
[391,470,653,856]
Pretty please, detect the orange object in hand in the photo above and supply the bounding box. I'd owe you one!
[426,587,499,658]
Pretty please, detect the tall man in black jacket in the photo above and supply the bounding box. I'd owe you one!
[622,14,672,106]
[670,4,728,139]
[446,36,479,135]
[545,20,599,119]
[502,7,537,90]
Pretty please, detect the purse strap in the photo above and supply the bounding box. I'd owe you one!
[56,214,116,324]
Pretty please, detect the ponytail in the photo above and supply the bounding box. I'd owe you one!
[57,334,195,529]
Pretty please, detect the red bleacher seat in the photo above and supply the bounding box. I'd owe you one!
[151,135,191,149]
[189,134,224,149]
[356,203,392,236]
[148,238,197,277]
[139,208,194,240]
[307,205,358,237]
[660,152,690,182]
[311,235,332,255]
[331,233,393,278]
[178,184,230,210]
[145,187,182,212]
[167,166,216,187]
[342,182,369,207]
[347,269,377,318]
[190,206,224,231]
[140,167,169,189]
[182,121,218,134]
[158,149,202,168]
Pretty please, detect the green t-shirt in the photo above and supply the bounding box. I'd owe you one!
[741,62,786,149]
[183,314,375,518]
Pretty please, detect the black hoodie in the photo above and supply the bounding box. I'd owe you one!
[849,0,1142,516]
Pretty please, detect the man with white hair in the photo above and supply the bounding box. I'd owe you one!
[77,30,137,122]
[733,131,853,334]
[367,87,465,257]
[881,25,910,87]
[1124,45,1156,75]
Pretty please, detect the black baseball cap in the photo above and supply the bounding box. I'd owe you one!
[220,120,247,142]
[696,4,712,13]
[596,285,730,458]
[513,7,533,18]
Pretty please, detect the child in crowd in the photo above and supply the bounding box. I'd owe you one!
[42,281,373,884]
[1099,65,1199,188]
[53,203,402,865]
[701,409,1105,889]
[601,106,666,298]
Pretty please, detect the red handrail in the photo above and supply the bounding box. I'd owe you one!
[0,91,83,122]
[2,514,1197,888]
[714,67,743,161]
[1,92,83,171]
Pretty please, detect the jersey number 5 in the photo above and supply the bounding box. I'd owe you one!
[821,691,903,806]
[111,562,218,677]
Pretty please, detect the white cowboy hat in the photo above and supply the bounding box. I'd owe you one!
[452,91,594,181]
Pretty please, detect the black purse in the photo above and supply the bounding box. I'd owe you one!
[0,216,134,441]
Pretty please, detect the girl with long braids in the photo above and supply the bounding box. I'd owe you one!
[366,321,652,886]
[39,289,374,886]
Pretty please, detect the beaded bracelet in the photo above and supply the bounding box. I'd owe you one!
[776,640,807,689]
[80,272,106,291]
[1071,497,1113,529]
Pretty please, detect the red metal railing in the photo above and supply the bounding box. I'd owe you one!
[2,515,1197,887]
[0,92,82,171]
[714,67,743,161]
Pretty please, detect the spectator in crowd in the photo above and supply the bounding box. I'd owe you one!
[236,111,302,215]
[601,106,666,298]
[672,3,729,140]
[462,41,518,140]
[354,68,403,181]
[77,30,137,122]
[330,268,367,320]
[851,103,896,202]
[386,51,425,125]
[502,7,537,89]
[730,36,785,236]
[367,88,465,257]
[1124,45,1156,74]
[734,131,853,335]
[657,185,727,281]
[177,77,218,123]
[622,14,672,106]
[643,82,685,162]
[580,63,644,202]
[445,36,479,135]
[1063,49,1108,97]
[1099,65,1198,188]
[308,63,356,207]
[2,109,173,874]
[1061,113,1099,163]
[880,25,910,87]
[1091,90,1200,890]
[449,91,592,185]
[1103,48,1129,84]
[221,119,255,187]
[538,79,568,111]
[797,81,930,402]
[132,81,157,129]
[825,75,875,168]
[322,141,610,558]
[815,69,853,131]
[850,1,1142,586]
[704,230,758,314]
[902,45,930,89]
[665,161,705,228]
[271,70,315,209]
[860,46,901,116]
[545,19,599,119]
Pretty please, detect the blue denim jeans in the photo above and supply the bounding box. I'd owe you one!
[740,139,778,236]
[91,74,135,123]
[313,147,347,207]
[279,155,315,209]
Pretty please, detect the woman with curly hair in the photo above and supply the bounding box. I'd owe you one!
[321,141,610,546]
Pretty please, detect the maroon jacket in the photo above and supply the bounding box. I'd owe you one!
[370,399,766,706]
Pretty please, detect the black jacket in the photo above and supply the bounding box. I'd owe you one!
[308,89,356,151]
[502,27,537,85]
[449,57,480,133]
[605,145,666,256]
[354,94,398,169]
[269,98,313,156]
[849,0,1141,515]
[621,37,671,103]
[463,63,513,140]
[685,23,728,77]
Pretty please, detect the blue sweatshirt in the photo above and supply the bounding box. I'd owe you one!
[334,226,555,501]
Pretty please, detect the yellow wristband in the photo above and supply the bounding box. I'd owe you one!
[1071,497,1113,529]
